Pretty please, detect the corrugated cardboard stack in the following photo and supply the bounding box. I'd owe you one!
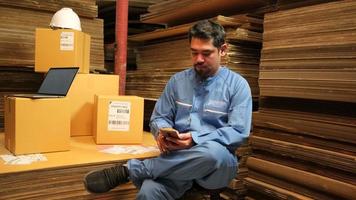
[223,15,263,102]
[222,140,251,199]
[98,0,167,72]
[245,1,356,199]
[0,155,144,199]
[0,1,104,70]
[247,97,356,199]
[140,0,267,26]
[126,37,189,98]
[259,1,356,102]
[0,67,42,132]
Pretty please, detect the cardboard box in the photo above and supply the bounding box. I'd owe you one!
[35,28,90,73]
[4,97,70,155]
[93,95,144,144]
[67,74,119,136]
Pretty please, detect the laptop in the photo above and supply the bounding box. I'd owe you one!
[11,67,79,99]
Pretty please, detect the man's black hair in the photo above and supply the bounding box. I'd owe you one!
[188,19,226,48]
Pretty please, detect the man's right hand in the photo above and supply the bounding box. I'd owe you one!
[157,130,195,154]
[156,132,170,154]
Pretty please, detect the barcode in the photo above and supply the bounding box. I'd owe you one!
[117,109,129,113]
[109,120,129,125]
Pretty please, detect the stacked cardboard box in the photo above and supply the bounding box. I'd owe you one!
[0,1,103,70]
[4,97,70,155]
[34,28,91,73]
[67,74,119,136]
[0,0,104,131]
[3,3,122,154]
[93,95,144,144]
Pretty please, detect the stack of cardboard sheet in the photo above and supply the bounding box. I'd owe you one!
[140,0,268,26]
[0,67,42,132]
[221,140,251,199]
[269,0,338,11]
[247,99,356,199]
[223,15,263,101]
[98,0,164,39]
[98,0,166,72]
[0,162,138,200]
[0,132,159,199]
[259,0,356,103]
[245,1,356,199]
[126,15,263,101]
[0,1,104,70]
[252,0,338,14]
[126,37,190,98]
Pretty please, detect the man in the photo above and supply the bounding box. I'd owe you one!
[84,19,252,199]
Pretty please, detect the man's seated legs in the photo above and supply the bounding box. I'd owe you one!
[84,141,237,197]
[128,141,237,196]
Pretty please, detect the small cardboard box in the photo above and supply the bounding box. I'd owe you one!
[4,97,70,155]
[35,28,90,73]
[67,74,119,136]
[93,95,144,144]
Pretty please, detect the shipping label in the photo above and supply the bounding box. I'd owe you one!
[60,32,74,51]
[108,101,131,131]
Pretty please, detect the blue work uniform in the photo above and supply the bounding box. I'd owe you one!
[128,66,252,199]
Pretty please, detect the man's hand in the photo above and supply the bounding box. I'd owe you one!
[157,129,179,154]
[156,130,195,154]
[156,133,170,154]
[165,132,194,151]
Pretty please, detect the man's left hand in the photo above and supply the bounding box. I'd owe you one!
[165,132,194,151]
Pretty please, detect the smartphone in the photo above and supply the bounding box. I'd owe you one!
[160,127,180,138]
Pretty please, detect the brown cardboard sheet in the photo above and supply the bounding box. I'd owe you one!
[247,157,356,200]
[141,0,267,26]
[260,0,356,102]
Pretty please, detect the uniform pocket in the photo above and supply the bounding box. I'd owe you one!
[203,100,229,127]
[175,100,192,131]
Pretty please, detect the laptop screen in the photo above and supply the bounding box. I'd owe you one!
[38,67,79,96]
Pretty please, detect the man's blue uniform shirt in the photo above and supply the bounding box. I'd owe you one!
[150,66,252,152]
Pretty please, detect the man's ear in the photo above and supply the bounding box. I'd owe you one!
[220,43,227,56]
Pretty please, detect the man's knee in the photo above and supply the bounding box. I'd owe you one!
[195,141,231,167]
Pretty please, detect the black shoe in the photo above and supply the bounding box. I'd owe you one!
[83,164,129,193]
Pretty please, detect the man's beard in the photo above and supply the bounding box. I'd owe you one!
[194,64,210,78]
